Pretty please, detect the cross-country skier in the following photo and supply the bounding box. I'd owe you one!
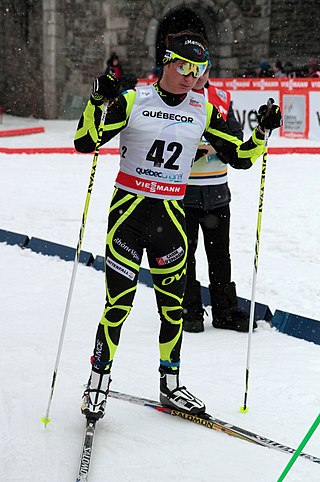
[74,30,282,420]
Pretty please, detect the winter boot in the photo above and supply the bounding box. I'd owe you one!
[210,282,257,332]
[182,280,205,333]
[81,371,111,420]
[159,369,206,414]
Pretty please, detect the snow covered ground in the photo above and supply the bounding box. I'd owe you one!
[0,114,320,481]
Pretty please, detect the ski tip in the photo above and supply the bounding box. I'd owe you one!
[240,406,249,413]
[41,416,51,427]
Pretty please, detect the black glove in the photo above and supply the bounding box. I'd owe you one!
[256,104,282,131]
[90,73,120,104]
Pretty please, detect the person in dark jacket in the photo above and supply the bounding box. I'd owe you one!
[183,64,258,333]
[307,59,320,78]
[106,52,123,80]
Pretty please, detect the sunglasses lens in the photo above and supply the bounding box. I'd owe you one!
[197,63,207,77]
[175,60,206,78]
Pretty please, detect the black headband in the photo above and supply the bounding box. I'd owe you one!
[164,36,207,63]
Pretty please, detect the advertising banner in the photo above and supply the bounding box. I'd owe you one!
[136,78,320,141]
[309,90,320,141]
[223,89,280,138]
[280,93,308,138]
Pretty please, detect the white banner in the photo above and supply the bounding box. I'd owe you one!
[309,91,320,141]
[228,90,280,138]
[137,78,320,141]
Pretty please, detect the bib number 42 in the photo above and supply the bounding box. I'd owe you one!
[146,140,182,170]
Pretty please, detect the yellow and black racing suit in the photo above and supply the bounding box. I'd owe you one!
[74,81,265,375]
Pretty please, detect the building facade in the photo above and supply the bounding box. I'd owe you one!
[0,0,319,119]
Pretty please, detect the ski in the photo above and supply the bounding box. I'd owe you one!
[76,418,97,482]
[109,390,320,465]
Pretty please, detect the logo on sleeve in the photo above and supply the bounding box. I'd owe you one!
[215,88,227,101]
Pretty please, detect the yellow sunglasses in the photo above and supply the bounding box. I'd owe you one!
[164,50,208,78]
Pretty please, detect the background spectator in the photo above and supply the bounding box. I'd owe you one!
[283,61,295,77]
[307,59,320,78]
[106,52,123,80]
[272,60,286,78]
[106,52,137,91]
[241,60,257,78]
[257,60,273,77]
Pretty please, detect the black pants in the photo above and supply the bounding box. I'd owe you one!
[184,204,231,302]
[92,188,188,374]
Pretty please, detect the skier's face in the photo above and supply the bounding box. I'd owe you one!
[161,61,199,94]
[194,69,210,90]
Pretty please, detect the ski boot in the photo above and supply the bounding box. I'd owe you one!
[81,371,111,420]
[159,369,205,415]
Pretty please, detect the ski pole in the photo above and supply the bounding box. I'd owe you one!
[277,412,320,481]
[41,102,109,427]
[240,98,274,413]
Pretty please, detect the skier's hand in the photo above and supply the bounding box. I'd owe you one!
[256,104,282,132]
[91,74,120,104]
